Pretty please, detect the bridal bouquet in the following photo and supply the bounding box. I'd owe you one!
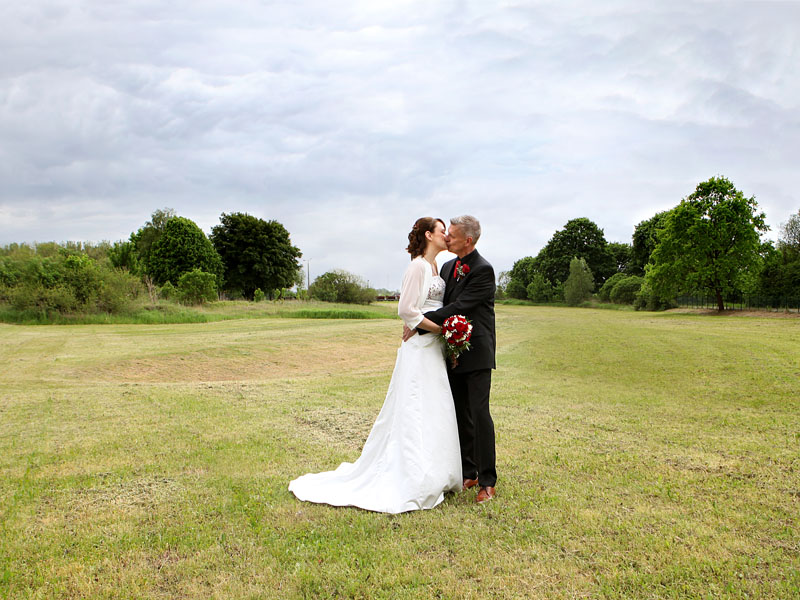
[440,314,473,366]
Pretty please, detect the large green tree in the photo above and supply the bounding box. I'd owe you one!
[758,243,800,302]
[128,208,176,273]
[147,217,223,287]
[759,210,800,302]
[210,213,302,300]
[630,210,672,276]
[534,218,616,287]
[607,242,632,273]
[506,256,537,299]
[779,209,800,253]
[648,176,768,311]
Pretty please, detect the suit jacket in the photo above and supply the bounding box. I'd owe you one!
[424,249,496,373]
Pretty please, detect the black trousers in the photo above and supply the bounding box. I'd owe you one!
[448,368,496,487]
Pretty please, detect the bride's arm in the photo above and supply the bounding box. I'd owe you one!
[398,261,441,335]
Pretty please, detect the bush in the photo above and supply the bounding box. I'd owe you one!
[634,279,675,311]
[160,281,177,300]
[108,240,141,274]
[97,268,143,313]
[62,254,102,306]
[552,280,565,302]
[564,257,594,306]
[177,269,218,305]
[0,246,142,316]
[309,270,375,304]
[309,276,337,302]
[609,276,644,304]
[9,283,80,313]
[505,278,528,300]
[0,257,19,289]
[253,288,266,302]
[526,273,555,302]
[598,272,629,302]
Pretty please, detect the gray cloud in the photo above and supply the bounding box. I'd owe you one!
[1,1,798,288]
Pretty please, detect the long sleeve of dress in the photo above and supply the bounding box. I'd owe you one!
[398,259,426,329]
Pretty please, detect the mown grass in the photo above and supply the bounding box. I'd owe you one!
[0,306,798,598]
[497,298,632,310]
[0,300,397,325]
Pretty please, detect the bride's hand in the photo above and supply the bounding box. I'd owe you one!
[402,325,417,342]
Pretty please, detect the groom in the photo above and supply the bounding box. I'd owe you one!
[405,215,497,503]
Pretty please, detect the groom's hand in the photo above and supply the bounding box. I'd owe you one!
[402,325,417,342]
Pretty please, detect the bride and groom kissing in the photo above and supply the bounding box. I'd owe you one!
[289,215,497,513]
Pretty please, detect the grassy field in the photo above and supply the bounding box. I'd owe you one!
[1,305,798,599]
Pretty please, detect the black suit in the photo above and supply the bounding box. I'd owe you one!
[423,249,497,487]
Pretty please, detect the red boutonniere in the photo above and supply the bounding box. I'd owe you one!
[454,260,470,282]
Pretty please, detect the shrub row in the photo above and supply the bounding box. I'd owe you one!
[0,250,143,315]
[0,246,223,318]
[309,270,375,305]
[597,273,645,305]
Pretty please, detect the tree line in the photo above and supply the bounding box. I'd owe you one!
[110,209,304,301]
[502,176,800,311]
[6,176,795,318]
[0,208,380,318]
[0,210,304,316]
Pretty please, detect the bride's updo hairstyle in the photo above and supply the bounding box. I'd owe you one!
[407,217,445,259]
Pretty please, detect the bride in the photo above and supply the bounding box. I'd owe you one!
[288,217,462,513]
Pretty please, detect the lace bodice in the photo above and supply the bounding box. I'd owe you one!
[426,275,445,302]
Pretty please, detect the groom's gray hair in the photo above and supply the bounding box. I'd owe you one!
[450,215,481,244]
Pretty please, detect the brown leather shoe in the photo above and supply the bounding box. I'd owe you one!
[462,478,478,490]
[476,486,495,504]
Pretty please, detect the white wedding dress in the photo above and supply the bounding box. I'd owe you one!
[289,258,462,513]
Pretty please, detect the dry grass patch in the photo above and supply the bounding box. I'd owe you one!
[69,476,183,512]
[293,406,377,452]
[0,318,399,385]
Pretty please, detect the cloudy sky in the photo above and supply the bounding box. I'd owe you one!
[1,1,798,290]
